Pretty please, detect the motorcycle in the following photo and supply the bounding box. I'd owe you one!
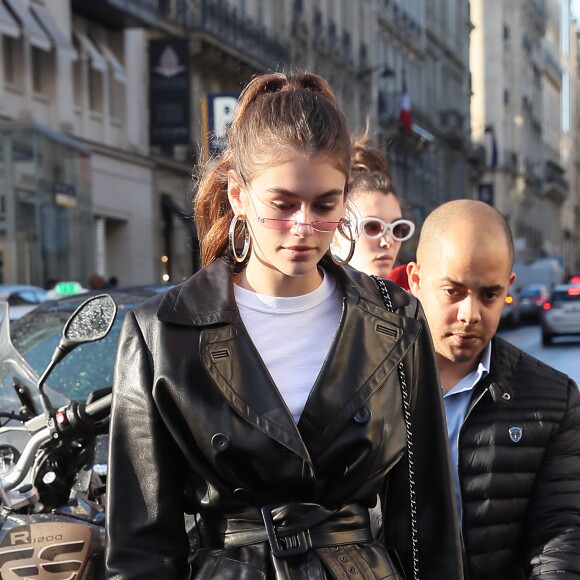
[0,294,117,579]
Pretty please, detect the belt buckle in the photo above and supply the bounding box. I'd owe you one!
[261,505,309,559]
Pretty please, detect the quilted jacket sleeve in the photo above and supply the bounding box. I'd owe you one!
[526,379,580,578]
[105,311,191,580]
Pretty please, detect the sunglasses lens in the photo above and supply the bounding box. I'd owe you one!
[312,221,340,232]
[392,221,412,240]
[259,218,293,230]
[362,220,384,237]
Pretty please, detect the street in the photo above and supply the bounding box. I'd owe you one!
[498,323,580,386]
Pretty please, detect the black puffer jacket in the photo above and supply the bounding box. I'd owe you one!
[458,336,580,580]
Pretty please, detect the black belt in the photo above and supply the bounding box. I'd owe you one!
[201,502,373,559]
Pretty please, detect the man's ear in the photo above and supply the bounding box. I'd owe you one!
[509,272,516,288]
[227,170,245,216]
[407,262,421,297]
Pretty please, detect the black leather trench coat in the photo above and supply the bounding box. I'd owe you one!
[105,258,463,580]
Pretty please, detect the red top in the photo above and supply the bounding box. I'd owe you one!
[386,264,410,290]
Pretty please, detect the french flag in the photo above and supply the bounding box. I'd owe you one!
[399,79,412,134]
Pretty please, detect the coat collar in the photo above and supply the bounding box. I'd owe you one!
[156,257,412,327]
[156,258,418,461]
[479,337,521,404]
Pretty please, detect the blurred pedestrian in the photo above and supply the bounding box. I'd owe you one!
[45,278,59,300]
[407,199,580,580]
[106,71,462,580]
[88,274,106,290]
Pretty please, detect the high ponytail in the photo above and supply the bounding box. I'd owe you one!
[350,132,397,198]
[193,72,351,267]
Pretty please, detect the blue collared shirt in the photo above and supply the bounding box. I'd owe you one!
[442,341,492,522]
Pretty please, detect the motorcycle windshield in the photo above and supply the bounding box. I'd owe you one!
[0,301,68,458]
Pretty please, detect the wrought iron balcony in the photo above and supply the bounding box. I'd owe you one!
[544,48,562,85]
[71,0,192,30]
[528,0,547,35]
[542,159,568,203]
[195,0,290,69]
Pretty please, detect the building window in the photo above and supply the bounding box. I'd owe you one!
[89,69,103,113]
[73,56,83,106]
[103,34,126,119]
[3,36,24,88]
[32,47,54,95]
[110,78,124,119]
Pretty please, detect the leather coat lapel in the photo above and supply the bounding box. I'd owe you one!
[200,314,311,462]
[158,260,311,460]
[298,286,421,446]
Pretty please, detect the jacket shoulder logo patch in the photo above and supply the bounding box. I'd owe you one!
[508,426,523,443]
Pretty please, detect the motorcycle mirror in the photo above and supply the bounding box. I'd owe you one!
[38,294,117,417]
[60,294,117,351]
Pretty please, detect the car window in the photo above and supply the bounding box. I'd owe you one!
[8,291,37,306]
[520,288,541,298]
[11,312,124,402]
[552,290,580,303]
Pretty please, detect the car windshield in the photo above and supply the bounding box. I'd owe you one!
[10,309,124,403]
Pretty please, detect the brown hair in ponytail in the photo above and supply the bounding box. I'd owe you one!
[194,72,351,267]
[350,132,397,199]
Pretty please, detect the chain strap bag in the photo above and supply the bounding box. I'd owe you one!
[371,275,420,580]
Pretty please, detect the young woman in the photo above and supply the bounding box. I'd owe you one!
[345,135,415,288]
[105,72,462,580]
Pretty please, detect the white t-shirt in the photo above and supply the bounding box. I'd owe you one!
[234,271,342,422]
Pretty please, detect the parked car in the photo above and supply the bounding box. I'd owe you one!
[0,284,47,321]
[540,284,580,345]
[500,290,521,328]
[8,284,174,404]
[518,283,549,322]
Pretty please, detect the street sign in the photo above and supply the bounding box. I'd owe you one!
[149,38,190,147]
[201,93,239,160]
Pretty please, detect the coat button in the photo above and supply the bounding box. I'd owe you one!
[211,433,230,451]
[354,406,371,424]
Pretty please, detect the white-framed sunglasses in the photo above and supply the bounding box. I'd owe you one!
[359,217,415,242]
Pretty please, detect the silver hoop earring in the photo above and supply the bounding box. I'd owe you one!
[329,220,355,265]
[229,215,250,263]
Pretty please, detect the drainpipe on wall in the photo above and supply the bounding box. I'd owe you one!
[95,216,106,277]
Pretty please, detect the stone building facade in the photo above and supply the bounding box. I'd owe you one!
[470,0,579,274]
[0,0,575,285]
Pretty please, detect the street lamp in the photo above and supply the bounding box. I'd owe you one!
[356,64,396,140]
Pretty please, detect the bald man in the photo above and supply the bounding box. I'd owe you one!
[407,200,580,580]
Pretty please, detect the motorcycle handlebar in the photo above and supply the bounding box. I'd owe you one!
[85,392,113,418]
[0,393,112,494]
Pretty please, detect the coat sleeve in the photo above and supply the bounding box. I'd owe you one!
[105,311,191,580]
[526,378,580,579]
[383,296,464,580]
